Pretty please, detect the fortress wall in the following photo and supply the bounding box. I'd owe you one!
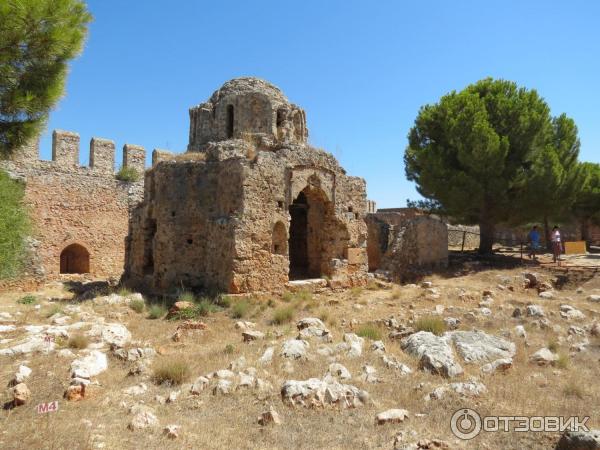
[0,130,145,289]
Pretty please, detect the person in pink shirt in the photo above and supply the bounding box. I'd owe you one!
[551,226,563,264]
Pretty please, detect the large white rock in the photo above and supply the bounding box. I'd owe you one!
[280,339,309,359]
[560,305,586,320]
[401,331,463,378]
[376,409,409,425]
[448,331,516,364]
[526,305,545,317]
[281,378,368,408]
[88,323,131,348]
[14,365,32,383]
[258,347,274,365]
[338,333,364,358]
[71,351,108,378]
[327,363,351,380]
[0,334,55,356]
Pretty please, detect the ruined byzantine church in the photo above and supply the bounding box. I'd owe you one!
[124,78,370,294]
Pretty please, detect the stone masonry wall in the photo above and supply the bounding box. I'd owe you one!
[0,130,145,288]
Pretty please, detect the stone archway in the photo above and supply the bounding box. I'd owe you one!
[288,185,337,280]
[60,243,90,274]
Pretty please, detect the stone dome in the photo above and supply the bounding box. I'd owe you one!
[209,77,289,105]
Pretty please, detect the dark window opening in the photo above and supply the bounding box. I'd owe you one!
[288,192,309,279]
[143,218,156,275]
[60,244,90,274]
[171,211,176,217]
[277,200,284,209]
[226,105,234,138]
[187,238,193,245]
[276,109,285,127]
[355,212,359,220]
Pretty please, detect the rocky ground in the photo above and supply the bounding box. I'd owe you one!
[1,263,600,449]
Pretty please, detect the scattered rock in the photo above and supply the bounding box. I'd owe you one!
[449,330,516,364]
[166,301,194,319]
[13,365,32,384]
[280,339,309,359]
[129,409,158,430]
[371,340,386,353]
[376,408,409,425]
[381,355,412,375]
[539,291,554,300]
[258,347,274,365]
[123,383,147,396]
[560,305,586,320]
[242,330,265,342]
[555,430,600,450]
[481,358,513,374]
[71,351,108,378]
[88,323,131,348]
[526,305,545,317]
[12,383,31,406]
[515,325,527,339]
[588,295,600,303]
[213,379,233,395]
[327,363,351,380]
[338,333,364,358]
[65,384,86,401]
[281,378,369,408]
[529,348,558,366]
[163,424,180,439]
[401,331,463,378]
[190,376,209,395]
[258,406,282,426]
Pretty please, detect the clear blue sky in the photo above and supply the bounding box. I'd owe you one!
[40,0,599,208]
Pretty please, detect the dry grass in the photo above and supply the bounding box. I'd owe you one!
[152,358,192,385]
[147,303,167,319]
[129,298,145,313]
[67,333,90,349]
[414,315,446,335]
[230,299,251,319]
[355,323,382,340]
[1,267,599,449]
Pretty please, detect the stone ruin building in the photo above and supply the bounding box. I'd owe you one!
[0,77,452,294]
[0,133,145,289]
[124,78,369,294]
[367,208,448,282]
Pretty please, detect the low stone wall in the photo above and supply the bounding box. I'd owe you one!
[367,212,448,281]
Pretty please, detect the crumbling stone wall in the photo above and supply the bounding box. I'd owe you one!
[367,211,448,281]
[125,78,368,294]
[0,131,145,288]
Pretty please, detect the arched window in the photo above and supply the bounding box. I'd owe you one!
[60,244,90,274]
[272,221,288,255]
[226,105,234,138]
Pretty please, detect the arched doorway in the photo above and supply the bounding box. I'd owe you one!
[288,186,333,280]
[60,244,90,274]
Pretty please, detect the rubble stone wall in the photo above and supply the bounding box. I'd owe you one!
[367,212,448,281]
[0,131,145,288]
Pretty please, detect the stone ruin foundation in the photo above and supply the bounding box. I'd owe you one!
[367,208,448,282]
[124,78,369,294]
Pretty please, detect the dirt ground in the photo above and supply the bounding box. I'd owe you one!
[1,259,599,450]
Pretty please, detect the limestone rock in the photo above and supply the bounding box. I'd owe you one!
[381,355,412,375]
[280,339,309,359]
[401,331,463,378]
[12,383,31,406]
[530,348,558,366]
[190,376,209,395]
[371,340,386,353]
[481,358,513,374]
[13,365,32,384]
[555,430,600,450]
[340,333,364,358]
[242,330,265,342]
[123,383,147,395]
[71,351,108,378]
[129,410,158,430]
[213,379,233,395]
[448,330,516,364]
[526,305,545,317]
[163,424,180,439]
[281,378,368,408]
[560,305,585,320]
[376,408,409,425]
[88,323,131,348]
[327,363,351,380]
[588,295,600,303]
[539,291,554,299]
[258,407,282,425]
[258,347,274,365]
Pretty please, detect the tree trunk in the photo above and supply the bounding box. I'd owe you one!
[478,219,495,254]
[543,216,551,251]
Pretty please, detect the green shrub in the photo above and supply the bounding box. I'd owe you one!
[414,316,446,336]
[115,166,140,182]
[0,170,31,280]
[129,299,145,313]
[231,299,250,319]
[152,359,191,385]
[168,298,218,320]
[217,294,232,308]
[177,290,195,303]
[563,382,582,398]
[272,305,295,325]
[117,287,132,297]
[356,323,382,340]
[17,294,37,305]
[147,304,167,320]
[224,344,235,354]
[67,334,89,349]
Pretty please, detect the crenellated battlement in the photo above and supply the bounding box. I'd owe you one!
[10,129,147,178]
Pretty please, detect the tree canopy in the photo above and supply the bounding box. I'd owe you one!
[0,0,91,158]
[404,78,580,253]
[573,162,600,225]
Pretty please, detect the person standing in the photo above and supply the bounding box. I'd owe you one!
[551,225,562,264]
[527,225,541,260]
